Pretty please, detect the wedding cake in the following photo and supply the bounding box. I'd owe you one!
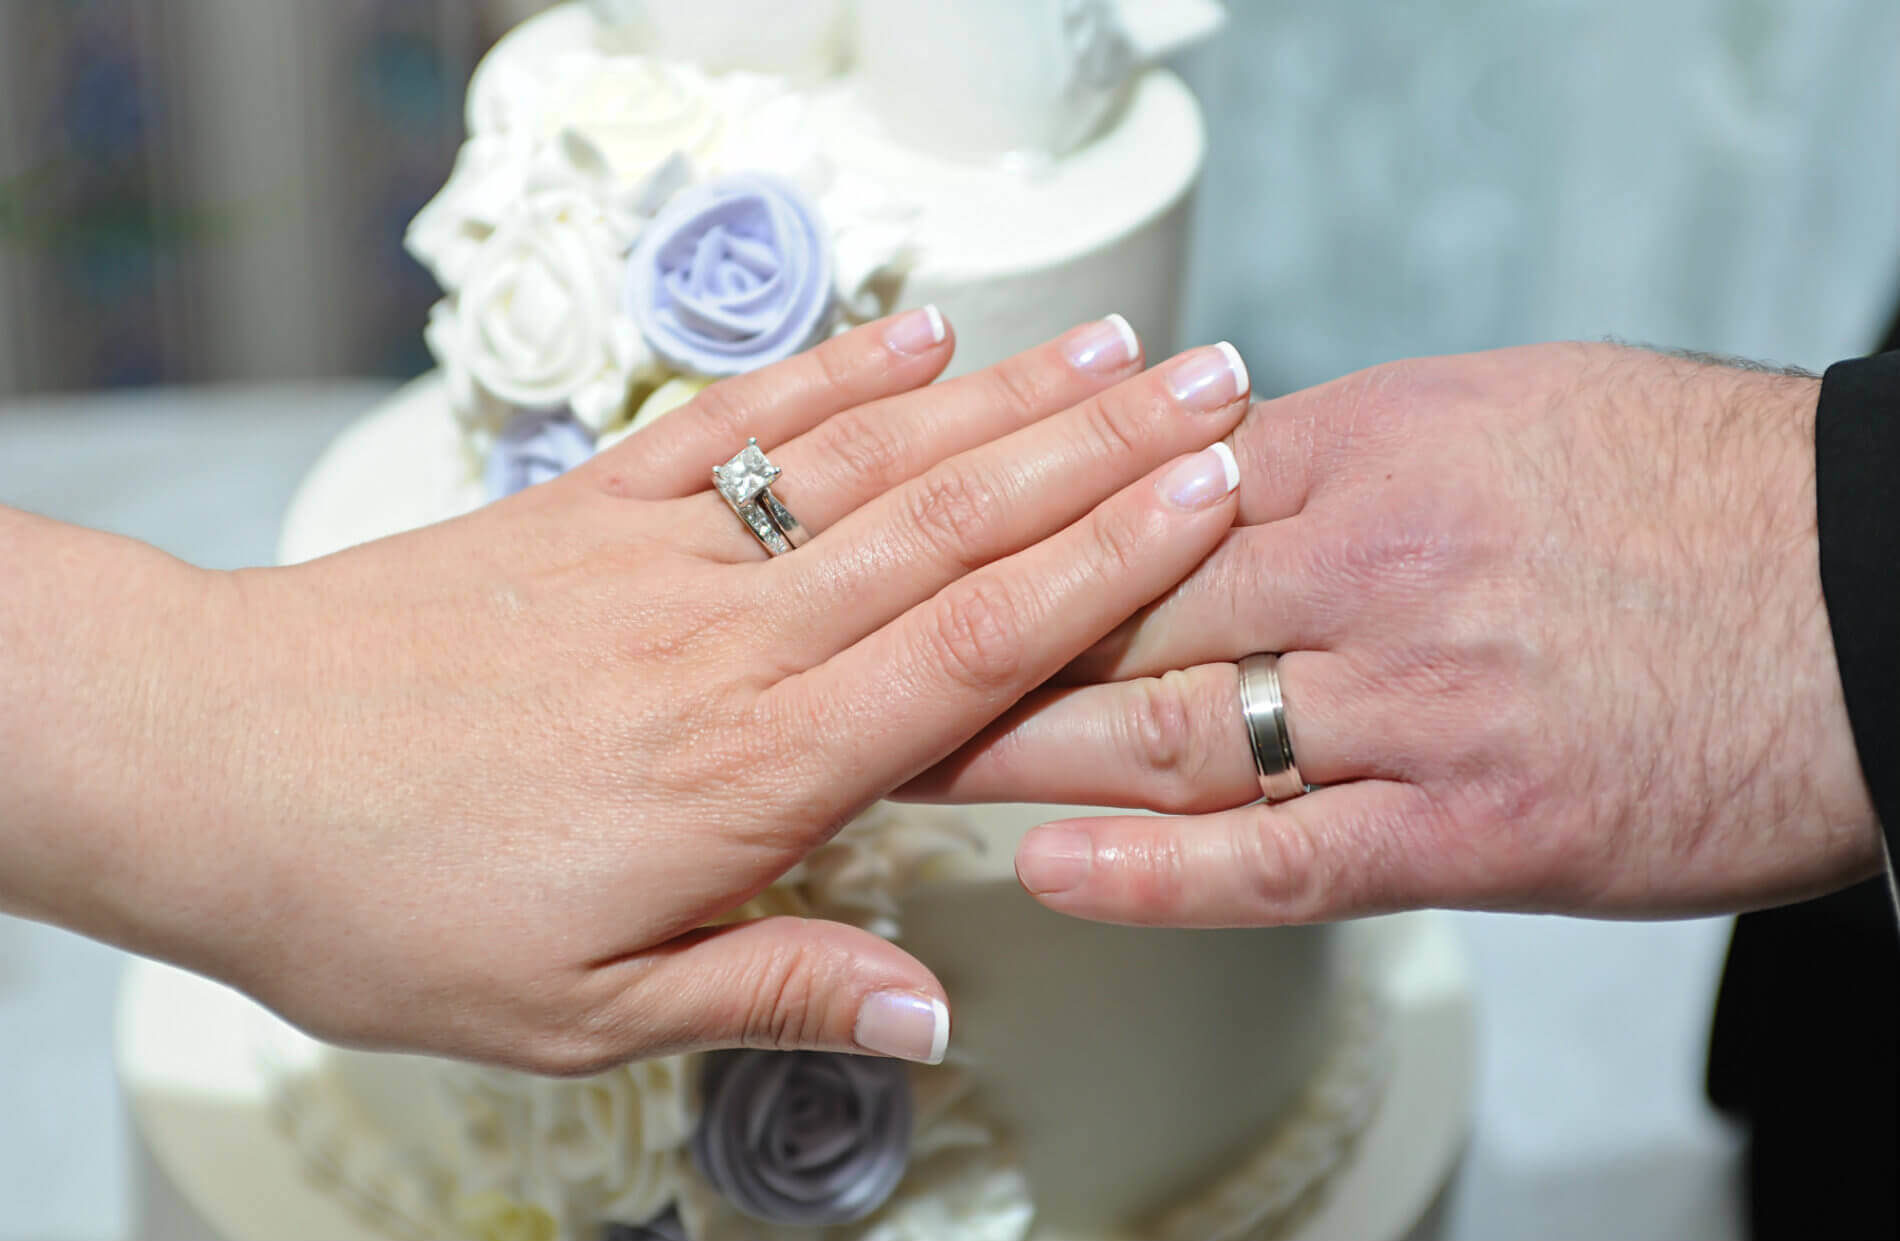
[117,4,1461,1240]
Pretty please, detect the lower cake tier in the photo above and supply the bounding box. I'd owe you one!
[285,802,1366,1240]
[120,913,1475,1241]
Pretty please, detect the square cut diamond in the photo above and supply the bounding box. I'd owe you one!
[714,439,780,506]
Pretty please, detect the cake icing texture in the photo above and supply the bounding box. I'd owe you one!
[268,3,1396,1239]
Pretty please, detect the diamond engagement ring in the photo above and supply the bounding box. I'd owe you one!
[715,438,808,557]
[1237,652,1307,803]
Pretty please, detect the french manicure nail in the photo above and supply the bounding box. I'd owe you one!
[1165,341,1250,412]
[1063,313,1141,375]
[854,991,950,1064]
[1156,442,1241,511]
[1017,826,1093,895]
[885,304,947,356]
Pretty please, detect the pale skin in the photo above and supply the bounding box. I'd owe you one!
[2,332,1884,1074]
[921,344,1885,925]
[0,308,1251,1073]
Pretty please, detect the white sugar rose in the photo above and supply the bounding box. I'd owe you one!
[439,1058,695,1237]
[446,188,650,429]
[408,135,526,291]
[408,131,638,294]
[542,56,727,187]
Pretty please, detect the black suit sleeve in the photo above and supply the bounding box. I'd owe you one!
[1815,351,1900,882]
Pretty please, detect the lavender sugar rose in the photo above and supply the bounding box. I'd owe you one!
[692,1051,913,1227]
[624,173,836,377]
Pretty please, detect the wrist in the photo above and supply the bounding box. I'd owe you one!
[0,509,252,965]
[1750,369,1881,876]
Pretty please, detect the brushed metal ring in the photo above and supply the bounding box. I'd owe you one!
[1237,652,1307,803]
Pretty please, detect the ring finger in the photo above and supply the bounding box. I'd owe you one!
[899,651,1389,813]
[687,314,1146,561]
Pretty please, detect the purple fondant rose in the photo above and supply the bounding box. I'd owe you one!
[485,410,597,500]
[624,173,834,377]
[692,1051,912,1227]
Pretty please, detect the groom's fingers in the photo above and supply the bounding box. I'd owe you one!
[772,444,1242,801]
[1010,780,1437,927]
[900,654,1374,811]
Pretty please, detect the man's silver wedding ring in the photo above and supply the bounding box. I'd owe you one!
[714,438,807,557]
[1238,652,1307,803]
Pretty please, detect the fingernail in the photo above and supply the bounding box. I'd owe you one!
[1063,313,1141,374]
[854,991,950,1064]
[1156,442,1241,511]
[1165,341,1250,412]
[1017,827,1092,895]
[885,304,947,356]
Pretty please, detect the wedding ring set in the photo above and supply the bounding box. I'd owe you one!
[714,438,807,557]
[716,440,1309,802]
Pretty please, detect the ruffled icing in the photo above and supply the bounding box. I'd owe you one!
[1151,981,1394,1241]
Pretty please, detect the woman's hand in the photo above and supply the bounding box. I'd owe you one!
[908,343,1883,925]
[5,310,1251,1072]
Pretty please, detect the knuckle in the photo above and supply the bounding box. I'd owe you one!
[682,379,757,446]
[1080,392,1149,461]
[905,466,1001,568]
[1239,811,1329,921]
[1086,497,1164,581]
[929,576,1027,691]
[1315,497,1470,599]
[808,334,858,394]
[1123,672,1205,804]
[983,352,1058,419]
[738,920,850,1051]
[819,405,907,492]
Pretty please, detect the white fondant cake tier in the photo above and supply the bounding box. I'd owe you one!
[118,915,1477,1241]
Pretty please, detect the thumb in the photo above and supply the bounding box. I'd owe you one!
[589,917,950,1067]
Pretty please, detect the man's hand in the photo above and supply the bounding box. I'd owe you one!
[911,343,1883,924]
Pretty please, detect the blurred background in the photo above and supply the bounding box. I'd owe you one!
[3,0,1896,400]
[1,1,1896,1240]
[0,0,539,395]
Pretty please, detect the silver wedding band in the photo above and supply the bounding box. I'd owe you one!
[714,438,808,557]
[1238,652,1307,803]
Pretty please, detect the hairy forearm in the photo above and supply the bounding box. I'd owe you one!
[0,505,238,958]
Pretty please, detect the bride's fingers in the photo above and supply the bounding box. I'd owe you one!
[901,654,1371,812]
[769,444,1241,801]
[584,308,957,501]
[1012,780,1438,928]
[781,343,1252,653]
[686,315,1146,561]
[571,918,949,1070]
